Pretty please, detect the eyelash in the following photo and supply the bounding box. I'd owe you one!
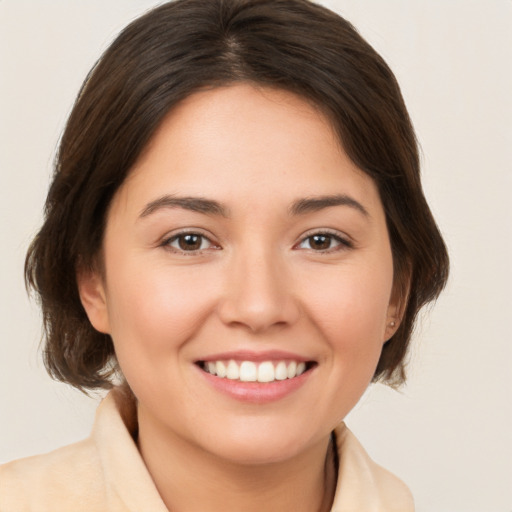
[294,229,353,253]
[161,230,220,255]
[161,229,353,255]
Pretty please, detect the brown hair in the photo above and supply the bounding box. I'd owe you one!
[25,0,449,391]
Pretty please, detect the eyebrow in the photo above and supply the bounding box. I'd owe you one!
[139,193,369,220]
[139,195,229,218]
[289,194,369,217]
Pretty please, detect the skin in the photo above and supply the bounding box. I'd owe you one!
[79,83,400,512]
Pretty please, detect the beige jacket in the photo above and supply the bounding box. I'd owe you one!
[0,389,414,511]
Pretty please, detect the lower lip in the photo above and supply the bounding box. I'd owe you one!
[196,366,312,404]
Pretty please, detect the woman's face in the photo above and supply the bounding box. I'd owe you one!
[80,83,398,465]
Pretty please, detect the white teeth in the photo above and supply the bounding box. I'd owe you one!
[216,361,227,378]
[287,361,297,379]
[275,361,288,381]
[239,361,257,382]
[226,360,239,380]
[203,360,310,382]
[257,361,275,383]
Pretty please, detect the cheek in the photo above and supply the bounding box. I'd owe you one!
[104,257,220,358]
[304,261,393,355]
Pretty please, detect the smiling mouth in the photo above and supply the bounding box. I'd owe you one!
[196,359,317,383]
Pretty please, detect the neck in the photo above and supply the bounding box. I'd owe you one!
[137,409,337,512]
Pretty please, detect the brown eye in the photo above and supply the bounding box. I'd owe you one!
[296,232,351,252]
[179,234,202,250]
[166,233,213,252]
[308,234,332,250]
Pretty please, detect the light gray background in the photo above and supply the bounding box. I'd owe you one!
[1,1,511,511]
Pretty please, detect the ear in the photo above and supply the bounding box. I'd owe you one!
[383,272,411,342]
[384,303,401,342]
[76,267,111,334]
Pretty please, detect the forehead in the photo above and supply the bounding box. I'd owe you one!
[114,83,382,218]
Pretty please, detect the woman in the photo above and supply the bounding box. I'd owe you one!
[0,0,448,510]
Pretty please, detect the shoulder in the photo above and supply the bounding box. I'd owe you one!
[332,423,415,511]
[0,388,161,512]
[0,438,106,512]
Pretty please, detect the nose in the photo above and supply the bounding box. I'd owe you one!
[217,247,300,333]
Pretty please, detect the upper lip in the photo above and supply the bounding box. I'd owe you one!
[196,350,314,363]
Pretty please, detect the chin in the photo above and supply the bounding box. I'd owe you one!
[192,417,327,466]
[207,438,307,466]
